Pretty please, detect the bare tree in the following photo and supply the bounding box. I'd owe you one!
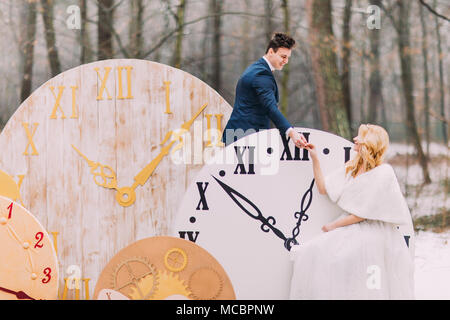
[367,0,383,126]
[264,0,274,42]
[129,0,144,58]
[80,0,93,63]
[20,0,38,103]
[98,0,115,60]
[419,3,431,157]
[341,0,353,133]
[396,1,431,183]
[280,0,290,116]
[172,0,187,68]
[433,0,447,145]
[40,0,61,77]
[307,0,351,139]
[210,0,223,94]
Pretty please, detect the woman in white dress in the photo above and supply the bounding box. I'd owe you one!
[289,124,414,299]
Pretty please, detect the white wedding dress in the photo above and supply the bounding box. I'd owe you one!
[289,164,415,300]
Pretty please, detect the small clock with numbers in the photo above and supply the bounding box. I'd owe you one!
[0,196,59,300]
[172,128,414,299]
[0,59,231,298]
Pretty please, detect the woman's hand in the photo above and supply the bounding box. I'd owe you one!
[322,223,335,232]
[305,143,318,159]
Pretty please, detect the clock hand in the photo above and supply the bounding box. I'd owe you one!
[116,103,208,207]
[71,145,118,189]
[285,179,315,251]
[132,102,209,187]
[212,175,289,245]
[0,286,36,300]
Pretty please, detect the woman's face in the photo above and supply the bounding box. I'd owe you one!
[353,134,362,153]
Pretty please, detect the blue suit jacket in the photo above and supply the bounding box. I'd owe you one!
[222,58,292,145]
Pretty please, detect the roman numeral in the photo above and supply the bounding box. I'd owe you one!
[22,122,39,156]
[344,147,352,163]
[404,236,410,248]
[280,132,310,161]
[164,81,172,114]
[95,66,134,101]
[205,114,225,147]
[178,231,200,243]
[234,146,255,175]
[49,85,79,119]
[117,66,133,100]
[196,182,209,210]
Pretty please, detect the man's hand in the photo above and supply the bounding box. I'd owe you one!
[288,129,308,148]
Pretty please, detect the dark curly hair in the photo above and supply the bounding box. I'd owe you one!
[265,32,296,53]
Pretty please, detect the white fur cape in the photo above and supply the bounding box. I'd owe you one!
[324,163,412,226]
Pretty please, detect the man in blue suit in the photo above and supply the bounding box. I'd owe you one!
[222,33,307,148]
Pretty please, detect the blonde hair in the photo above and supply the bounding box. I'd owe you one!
[345,124,389,178]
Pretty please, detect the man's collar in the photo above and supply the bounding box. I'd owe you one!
[262,56,275,72]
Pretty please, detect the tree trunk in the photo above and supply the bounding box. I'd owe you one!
[129,0,144,58]
[419,3,431,157]
[434,0,447,145]
[20,0,37,103]
[172,0,187,69]
[80,0,93,64]
[98,0,114,60]
[41,0,61,77]
[241,0,251,71]
[397,1,431,184]
[210,0,223,94]
[307,0,351,139]
[367,0,382,126]
[341,0,353,132]
[280,0,290,116]
[264,0,274,42]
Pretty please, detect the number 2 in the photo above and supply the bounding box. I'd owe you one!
[34,232,44,249]
[42,268,52,284]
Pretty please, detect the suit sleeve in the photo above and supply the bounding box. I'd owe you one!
[252,73,292,134]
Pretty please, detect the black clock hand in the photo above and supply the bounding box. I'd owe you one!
[212,175,289,245]
[0,286,36,300]
[285,179,315,251]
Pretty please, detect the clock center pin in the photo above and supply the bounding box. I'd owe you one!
[0,217,7,225]
[31,273,37,280]
[23,242,30,249]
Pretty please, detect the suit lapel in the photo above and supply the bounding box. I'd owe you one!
[259,58,279,102]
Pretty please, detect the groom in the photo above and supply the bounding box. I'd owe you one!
[221,32,307,148]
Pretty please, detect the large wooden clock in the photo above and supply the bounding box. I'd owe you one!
[172,128,415,299]
[0,59,231,299]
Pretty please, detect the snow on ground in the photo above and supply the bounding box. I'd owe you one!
[414,230,450,299]
[387,142,449,299]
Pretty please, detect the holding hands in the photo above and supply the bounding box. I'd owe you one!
[288,130,308,148]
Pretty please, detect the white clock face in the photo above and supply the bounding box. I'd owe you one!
[0,196,59,300]
[172,128,414,299]
[0,59,231,298]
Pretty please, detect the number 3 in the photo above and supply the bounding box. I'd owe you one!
[42,268,52,284]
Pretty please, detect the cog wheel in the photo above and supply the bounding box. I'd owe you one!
[128,270,192,300]
[164,248,188,272]
[111,256,159,300]
[188,267,223,300]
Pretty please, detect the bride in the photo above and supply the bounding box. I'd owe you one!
[289,124,415,299]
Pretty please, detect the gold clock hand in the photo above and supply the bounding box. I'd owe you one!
[132,102,208,187]
[115,103,208,207]
[71,145,118,189]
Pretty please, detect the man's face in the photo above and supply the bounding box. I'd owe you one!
[267,47,292,70]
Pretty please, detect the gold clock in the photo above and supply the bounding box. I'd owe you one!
[0,196,59,300]
[0,59,231,299]
[93,236,235,300]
